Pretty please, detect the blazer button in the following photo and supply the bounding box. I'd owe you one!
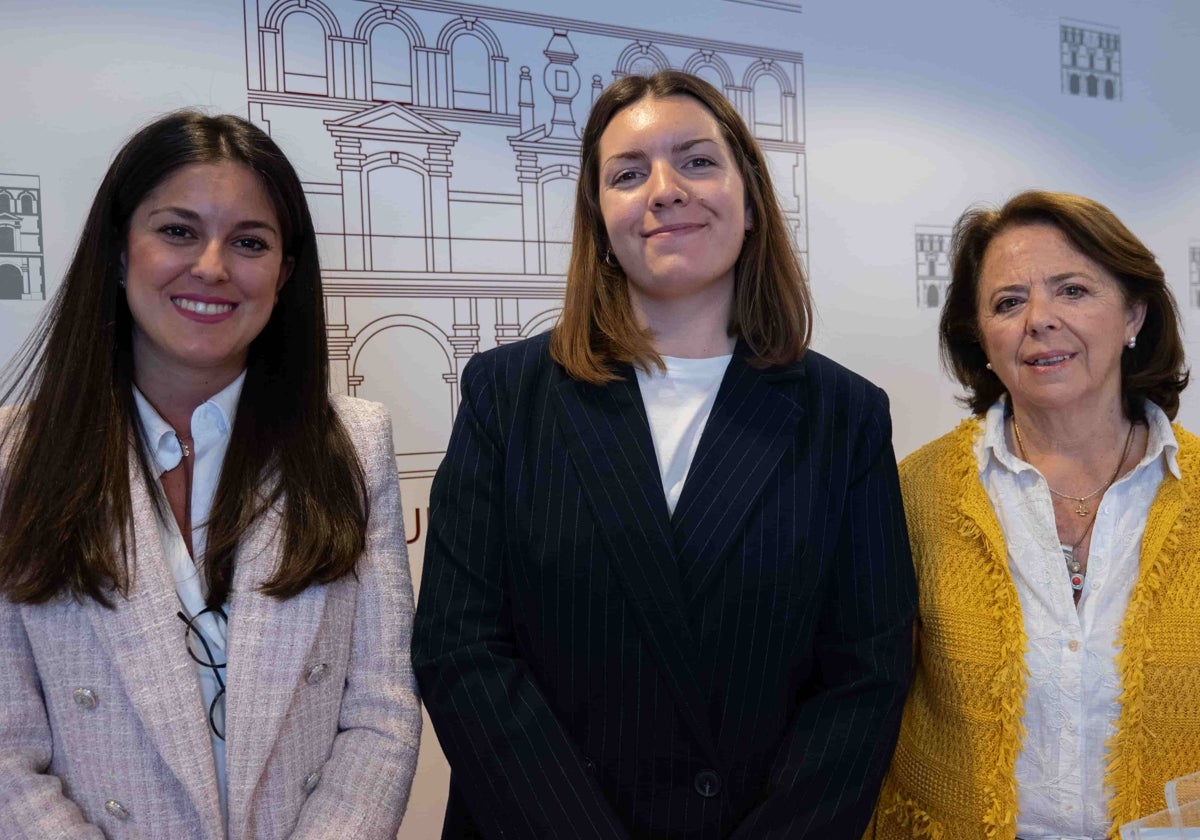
[73,687,99,710]
[583,756,596,773]
[693,769,721,798]
[305,663,330,685]
[303,769,321,793]
[104,799,130,820]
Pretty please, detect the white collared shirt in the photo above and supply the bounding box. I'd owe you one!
[976,398,1180,839]
[133,371,245,824]
[636,354,732,515]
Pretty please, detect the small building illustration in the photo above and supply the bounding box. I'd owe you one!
[914,225,952,309]
[243,0,807,478]
[1061,19,1121,100]
[0,174,46,301]
[1190,243,1200,308]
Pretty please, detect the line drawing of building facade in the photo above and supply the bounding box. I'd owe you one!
[243,0,807,480]
[1061,19,1121,100]
[0,174,46,301]
[1190,242,1200,308]
[914,225,951,309]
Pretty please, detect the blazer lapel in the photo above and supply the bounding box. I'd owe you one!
[672,353,806,605]
[553,368,719,763]
[223,498,330,834]
[85,464,223,837]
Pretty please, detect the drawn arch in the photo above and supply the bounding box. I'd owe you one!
[0,264,22,299]
[521,308,561,337]
[264,0,340,95]
[682,52,734,92]
[436,18,507,112]
[18,193,35,214]
[0,194,10,214]
[614,42,671,78]
[350,315,456,463]
[744,61,793,142]
[355,8,424,103]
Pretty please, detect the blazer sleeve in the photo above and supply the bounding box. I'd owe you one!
[0,598,106,839]
[290,402,422,840]
[731,385,917,839]
[412,355,630,839]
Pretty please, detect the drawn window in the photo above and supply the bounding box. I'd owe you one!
[1069,74,1081,95]
[1105,79,1115,99]
[628,56,660,76]
[451,35,491,112]
[367,166,428,271]
[694,65,725,92]
[371,24,413,102]
[20,195,34,214]
[0,227,15,252]
[282,12,329,95]
[752,74,783,141]
[0,195,10,214]
[1086,74,1098,97]
[926,284,939,308]
[0,264,22,298]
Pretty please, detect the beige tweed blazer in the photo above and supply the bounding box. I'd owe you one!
[0,396,420,839]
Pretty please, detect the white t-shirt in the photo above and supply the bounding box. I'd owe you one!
[635,354,732,515]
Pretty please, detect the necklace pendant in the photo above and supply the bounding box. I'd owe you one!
[1075,501,1089,517]
[1070,572,1085,591]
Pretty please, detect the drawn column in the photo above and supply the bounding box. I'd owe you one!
[325,294,353,395]
[427,142,454,271]
[447,298,480,414]
[334,137,366,271]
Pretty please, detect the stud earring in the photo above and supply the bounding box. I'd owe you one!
[985,362,993,371]
[1127,335,1137,349]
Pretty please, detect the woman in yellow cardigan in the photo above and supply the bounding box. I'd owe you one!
[868,191,1200,840]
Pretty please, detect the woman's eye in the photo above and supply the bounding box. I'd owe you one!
[995,297,1021,313]
[610,169,641,185]
[159,224,192,239]
[684,157,716,169]
[235,237,269,252]
[1062,284,1086,298]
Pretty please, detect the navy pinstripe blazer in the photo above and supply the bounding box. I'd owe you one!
[413,333,916,839]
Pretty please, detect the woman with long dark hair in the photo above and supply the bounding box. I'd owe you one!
[0,111,420,839]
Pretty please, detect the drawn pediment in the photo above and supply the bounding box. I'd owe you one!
[325,102,460,145]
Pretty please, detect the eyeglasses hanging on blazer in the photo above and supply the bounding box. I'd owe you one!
[177,605,227,740]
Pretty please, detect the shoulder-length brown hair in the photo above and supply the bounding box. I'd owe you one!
[550,70,812,384]
[940,189,1188,419]
[0,111,367,607]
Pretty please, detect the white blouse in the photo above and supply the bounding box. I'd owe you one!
[133,371,244,825]
[976,398,1179,839]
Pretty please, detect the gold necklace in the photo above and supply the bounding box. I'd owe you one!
[1011,414,1136,593]
[1011,416,1133,516]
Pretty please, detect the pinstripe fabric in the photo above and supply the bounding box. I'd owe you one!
[413,333,916,839]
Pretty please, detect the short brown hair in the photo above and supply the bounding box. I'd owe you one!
[940,190,1188,419]
[550,70,812,383]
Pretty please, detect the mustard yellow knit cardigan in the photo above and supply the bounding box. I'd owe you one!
[866,417,1200,840]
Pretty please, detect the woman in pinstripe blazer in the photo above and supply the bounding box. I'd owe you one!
[414,71,917,839]
[0,112,419,839]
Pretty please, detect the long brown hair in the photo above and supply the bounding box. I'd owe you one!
[550,70,812,384]
[0,111,367,607]
[940,189,1187,419]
